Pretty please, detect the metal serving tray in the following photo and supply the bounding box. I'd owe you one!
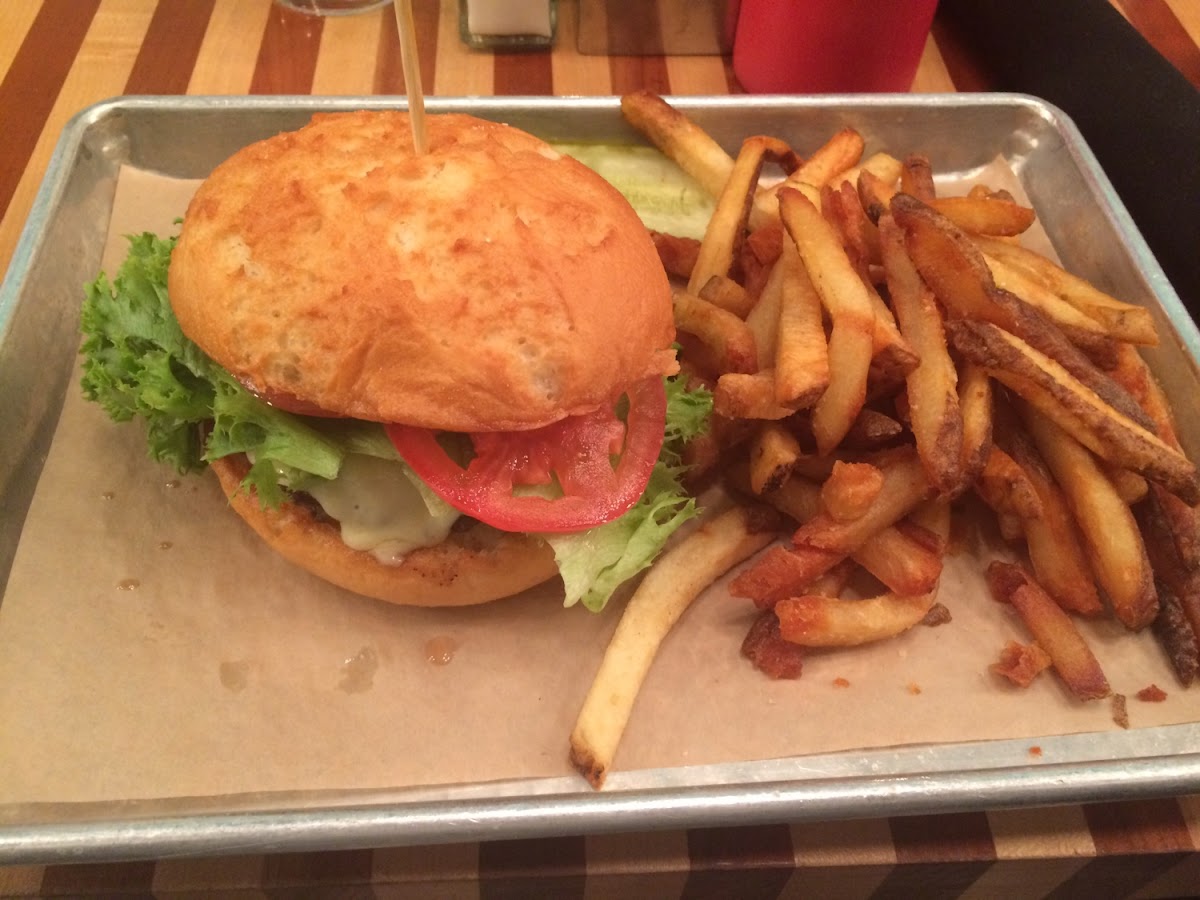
[2,95,1200,864]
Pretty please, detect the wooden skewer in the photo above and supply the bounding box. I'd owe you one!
[393,0,428,155]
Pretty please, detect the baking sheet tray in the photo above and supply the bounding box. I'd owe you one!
[2,95,1200,863]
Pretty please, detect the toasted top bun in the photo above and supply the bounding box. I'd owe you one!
[211,455,558,606]
[170,110,676,432]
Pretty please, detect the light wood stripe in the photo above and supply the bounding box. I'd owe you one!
[311,5,385,95]
[910,33,957,93]
[433,0,490,95]
[187,0,271,94]
[0,0,152,290]
[550,0,612,96]
[664,53,732,96]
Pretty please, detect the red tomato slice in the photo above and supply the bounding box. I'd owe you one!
[386,377,667,533]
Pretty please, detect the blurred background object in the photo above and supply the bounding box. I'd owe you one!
[461,0,557,50]
[732,0,938,93]
[275,0,393,15]
[577,0,736,55]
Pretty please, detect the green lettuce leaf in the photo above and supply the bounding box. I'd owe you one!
[545,375,712,611]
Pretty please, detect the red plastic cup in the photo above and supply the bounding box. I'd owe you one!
[733,0,939,93]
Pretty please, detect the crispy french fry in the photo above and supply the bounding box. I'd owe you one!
[779,187,875,453]
[714,370,798,420]
[775,592,936,647]
[620,91,735,200]
[1151,581,1200,687]
[838,151,903,194]
[957,362,993,489]
[673,291,758,375]
[748,423,803,494]
[820,460,885,522]
[841,408,904,449]
[976,445,1044,522]
[773,238,830,407]
[1018,401,1158,630]
[1104,465,1149,504]
[997,415,1105,617]
[753,471,943,598]
[973,235,1158,346]
[932,195,1036,236]
[879,214,963,493]
[984,253,1123,356]
[650,231,700,281]
[751,127,866,229]
[991,640,1053,687]
[823,180,877,277]
[946,318,1200,504]
[569,505,779,789]
[689,135,793,296]
[900,153,936,203]
[698,274,755,319]
[986,561,1111,701]
[746,258,783,370]
[858,167,899,224]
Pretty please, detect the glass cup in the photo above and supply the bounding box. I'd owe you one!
[275,0,393,15]
[733,0,939,93]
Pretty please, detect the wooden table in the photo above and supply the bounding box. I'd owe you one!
[2,1,1199,896]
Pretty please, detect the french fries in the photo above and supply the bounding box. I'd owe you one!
[986,562,1111,701]
[779,187,875,453]
[1017,401,1158,630]
[573,93,1200,787]
[880,213,963,494]
[620,90,735,199]
[569,505,779,788]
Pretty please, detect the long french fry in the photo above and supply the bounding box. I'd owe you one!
[775,592,936,647]
[778,187,874,454]
[689,136,792,296]
[1018,401,1158,630]
[569,505,779,789]
[773,238,830,407]
[996,413,1105,617]
[973,234,1158,346]
[750,127,865,229]
[620,91,735,199]
[879,214,963,494]
[946,318,1200,504]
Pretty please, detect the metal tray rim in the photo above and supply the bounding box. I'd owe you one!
[3,93,1199,864]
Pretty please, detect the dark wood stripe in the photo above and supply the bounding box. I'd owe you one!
[250,3,324,95]
[0,0,101,225]
[723,54,743,95]
[494,51,553,95]
[609,55,671,97]
[1115,0,1200,89]
[1042,798,1195,899]
[681,824,794,900]
[1083,797,1194,854]
[867,812,996,899]
[478,835,587,900]
[260,848,375,897]
[40,860,156,897]
[929,13,994,92]
[124,0,216,94]
[374,0,439,97]
[605,0,665,56]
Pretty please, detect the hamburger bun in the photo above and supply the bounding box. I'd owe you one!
[211,454,558,607]
[170,110,677,432]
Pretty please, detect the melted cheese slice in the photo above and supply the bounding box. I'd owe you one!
[305,453,460,564]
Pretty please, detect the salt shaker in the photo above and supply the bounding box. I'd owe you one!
[459,0,557,51]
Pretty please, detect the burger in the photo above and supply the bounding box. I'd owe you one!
[80,110,710,610]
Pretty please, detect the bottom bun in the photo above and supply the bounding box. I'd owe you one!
[211,455,559,606]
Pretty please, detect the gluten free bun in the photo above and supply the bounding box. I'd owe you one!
[170,110,676,431]
[211,455,558,607]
